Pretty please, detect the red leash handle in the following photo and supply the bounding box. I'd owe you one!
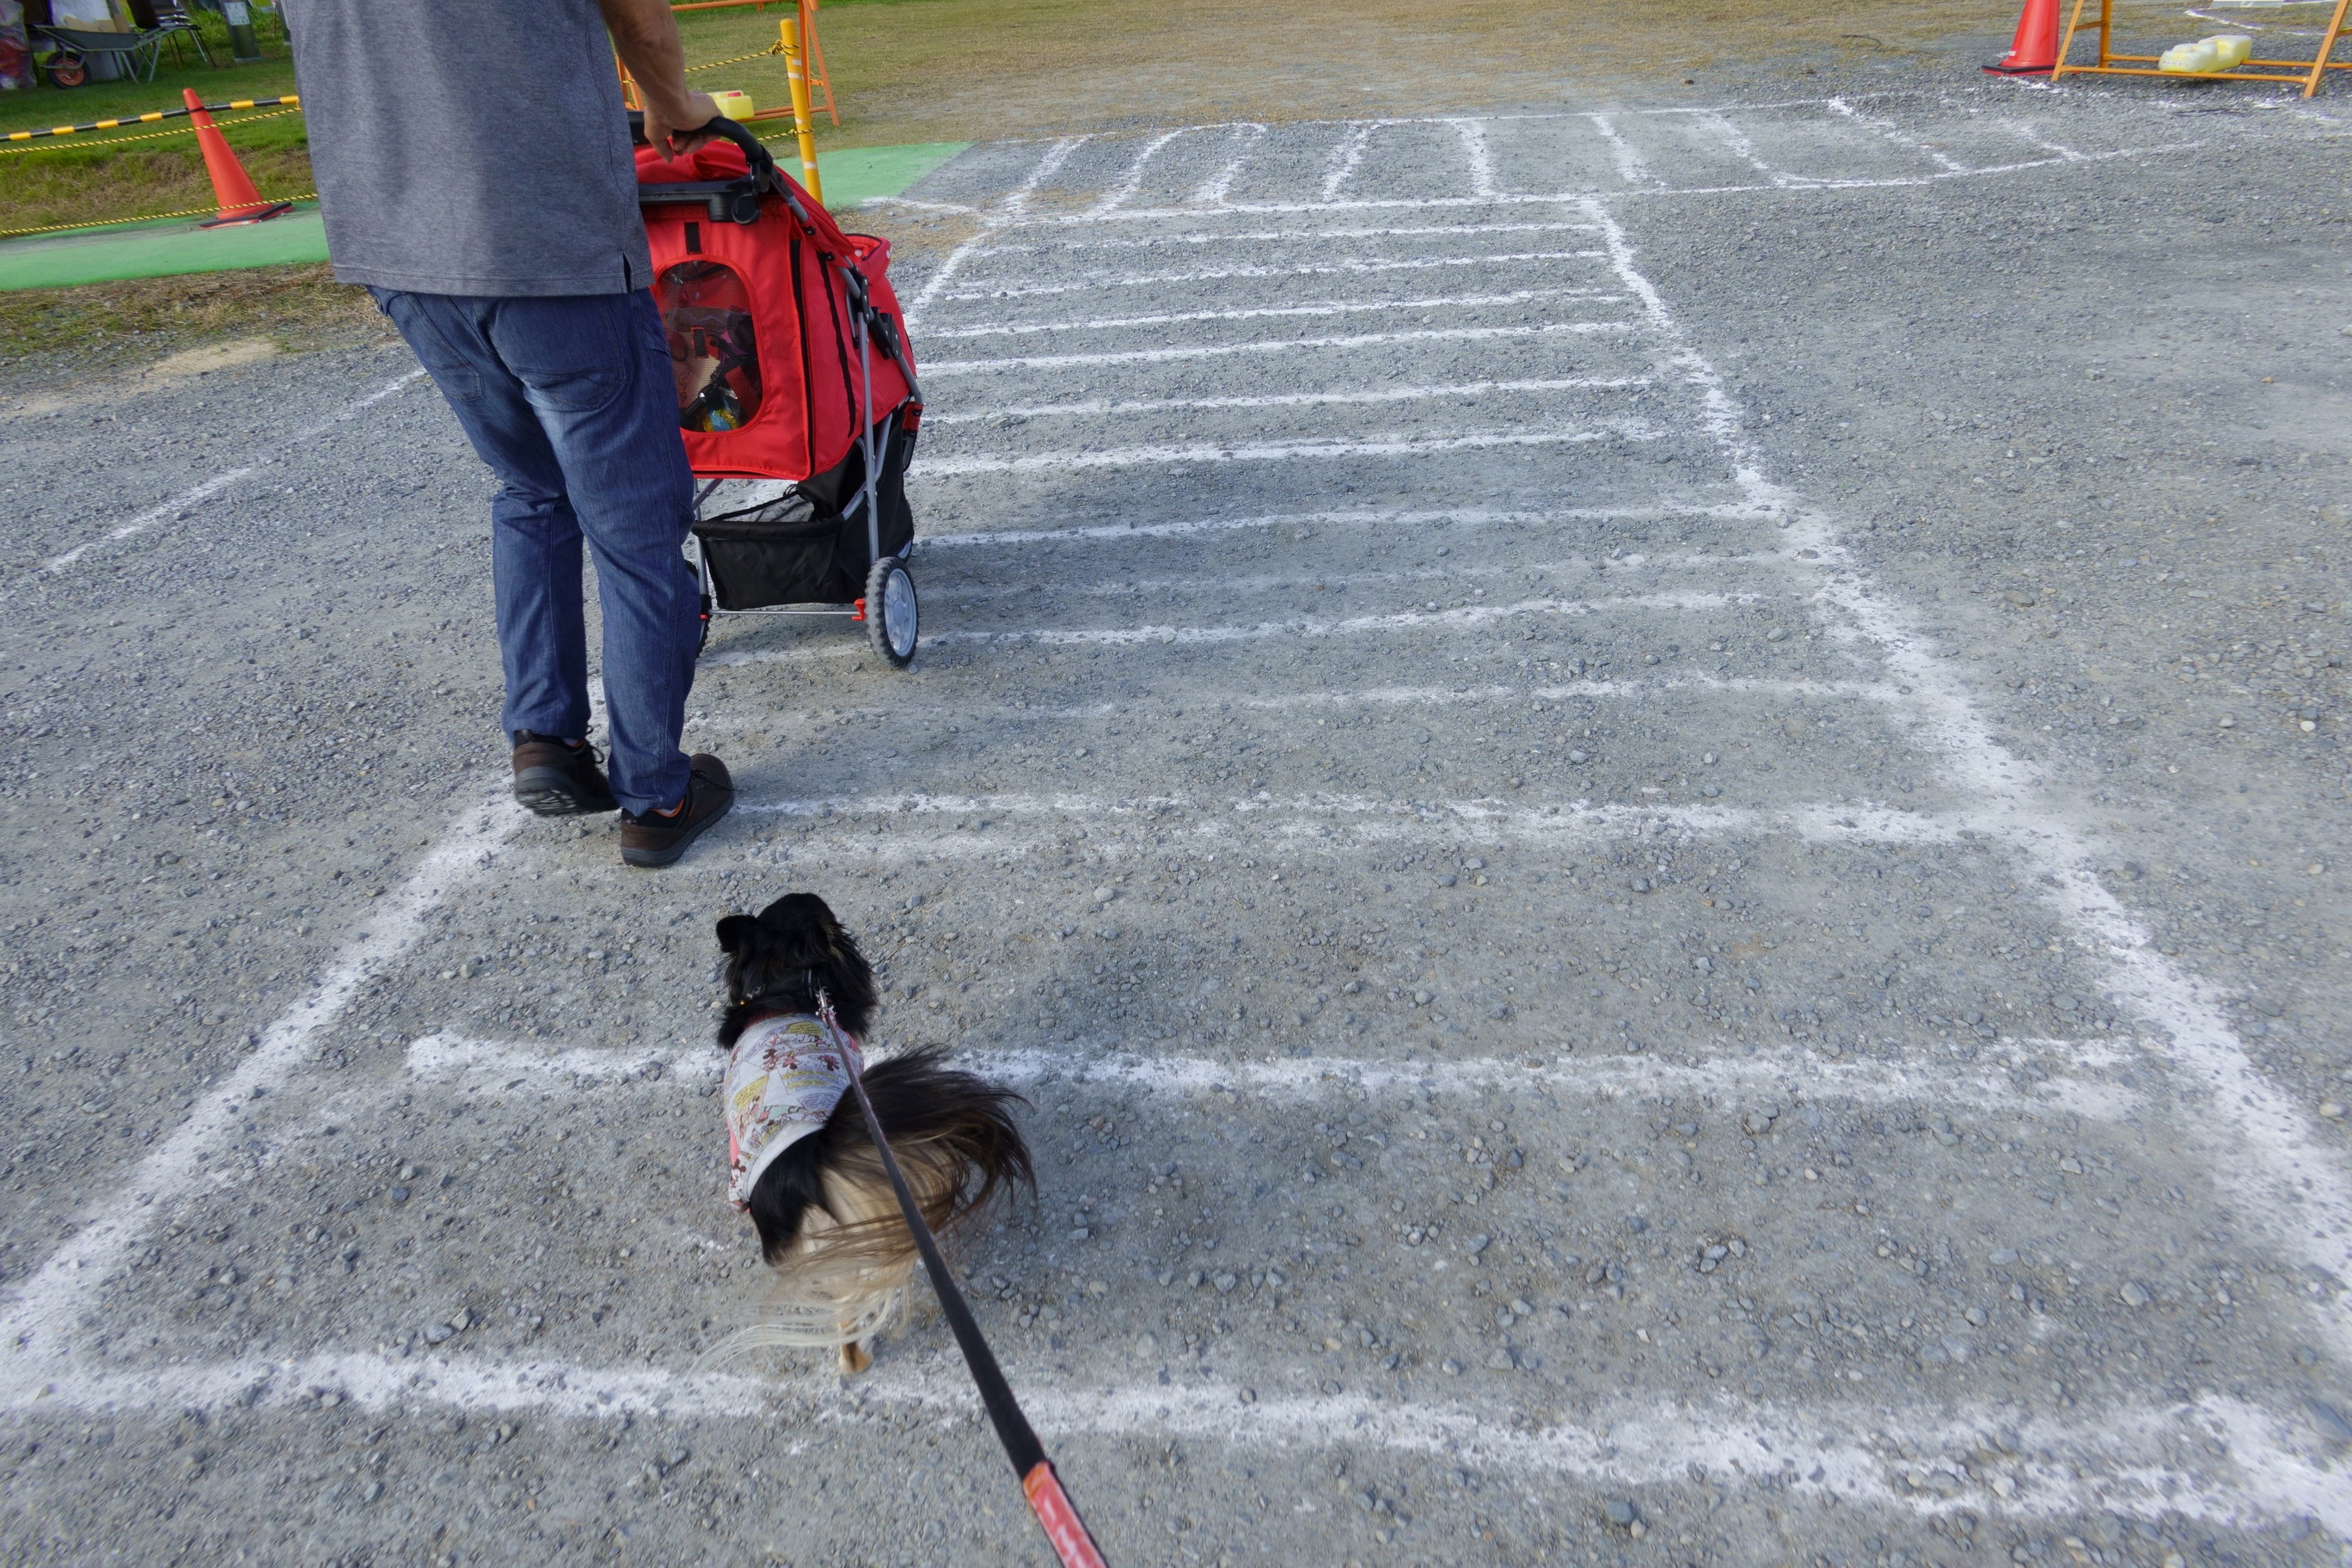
[1025,1462,1112,1568]
[816,995,1112,1568]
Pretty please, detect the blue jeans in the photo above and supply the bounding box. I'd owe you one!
[372,289,701,817]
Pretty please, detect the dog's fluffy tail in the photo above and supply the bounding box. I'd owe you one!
[699,1056,1032,1368]
[695,1165,921,1365]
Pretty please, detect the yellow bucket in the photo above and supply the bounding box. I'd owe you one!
[709,89,756,121]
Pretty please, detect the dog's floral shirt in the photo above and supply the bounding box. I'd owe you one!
[724,1014,862,1209]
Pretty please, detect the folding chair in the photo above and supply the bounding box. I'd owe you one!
[144,0,213,68]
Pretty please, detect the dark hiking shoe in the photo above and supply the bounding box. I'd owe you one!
[512,732,618,816]
[619,754,734,868]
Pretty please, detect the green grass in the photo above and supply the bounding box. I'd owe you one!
[2,7,297,128]
[0,9,305,234]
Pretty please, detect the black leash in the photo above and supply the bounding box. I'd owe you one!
[817,994,1110,1568]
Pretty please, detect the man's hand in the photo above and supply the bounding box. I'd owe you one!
[643,89,723,162]
[599,0,722,160]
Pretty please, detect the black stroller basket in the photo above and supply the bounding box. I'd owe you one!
[692,408,917,614]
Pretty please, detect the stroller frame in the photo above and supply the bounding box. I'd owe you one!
[635,114,926,668]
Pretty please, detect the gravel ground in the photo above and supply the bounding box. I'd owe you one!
[2,70,2349,1568]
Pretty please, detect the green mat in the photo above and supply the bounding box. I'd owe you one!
[0,141,970,292]
[807,141,970,211]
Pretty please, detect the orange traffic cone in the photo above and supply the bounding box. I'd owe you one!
[185,88,293,227]
[1984,0,2062,73]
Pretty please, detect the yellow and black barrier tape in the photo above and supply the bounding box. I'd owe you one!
[0,189,316,240]
[0,105,302,156]
[3,94,300,144]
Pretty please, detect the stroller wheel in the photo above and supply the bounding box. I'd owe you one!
[866,556,917,668]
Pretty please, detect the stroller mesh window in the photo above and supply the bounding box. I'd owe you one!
[657,261,763,433]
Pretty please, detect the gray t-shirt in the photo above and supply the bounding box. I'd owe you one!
[283,0,653,297]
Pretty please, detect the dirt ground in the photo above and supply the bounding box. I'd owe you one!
[4,28,2352,1567]
[678,0,1993,144]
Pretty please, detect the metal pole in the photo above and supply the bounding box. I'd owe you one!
[777,12,823,203]
[222,0,262,62]
[858,285,879,568]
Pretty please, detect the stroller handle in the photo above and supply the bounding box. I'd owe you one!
[626,110,780,191]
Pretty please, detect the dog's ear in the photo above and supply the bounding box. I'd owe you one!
[715,914,760,954]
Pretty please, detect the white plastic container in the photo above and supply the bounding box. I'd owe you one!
[2159,34,2252,71]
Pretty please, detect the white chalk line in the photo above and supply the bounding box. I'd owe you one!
[914,501,1773,550]
[920,287,1626,341]
[1571,194,2352,1355]
[402,1032,2135,1123]
[34,367,427,578]
[1001,144,2200,226]
[724,590,1749,657]
[1319,121,1375,200]
[695,675,1902,726]
[1190,122,1268,207]
[978,89,2152,138]
[1080,125,1202,218]
[934,248,1609,302]
[920,320,1638,375]
[903,136,1088,329]
[968,218,1602,259]
[1822,95,1974,175]
[729,788,1975,854]
[1692,110,1810,188]
[927,548,1790,598]
[1449,116,1499,200]
[7,1355,2337,1531]
[921,375,1651,426]
[970,1045,2138,1122]
[0,794,524,1374]
[854,195,981,215]
[683,800,1988,871]
[916,425,1655,477]
[1587,113,1660,189]
[1997,115,2089,162]
[409,1032,704,1086]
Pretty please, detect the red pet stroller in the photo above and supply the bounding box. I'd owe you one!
[634,116,924,666]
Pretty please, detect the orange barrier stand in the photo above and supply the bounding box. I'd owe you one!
[2051,0,2352,95]
[622,0,837,126]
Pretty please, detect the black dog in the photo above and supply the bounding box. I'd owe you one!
[706,892,1032,1373]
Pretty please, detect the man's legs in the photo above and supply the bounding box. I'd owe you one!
[480,291,702,817]
[373,289,707,821]
[372,289,596,750]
